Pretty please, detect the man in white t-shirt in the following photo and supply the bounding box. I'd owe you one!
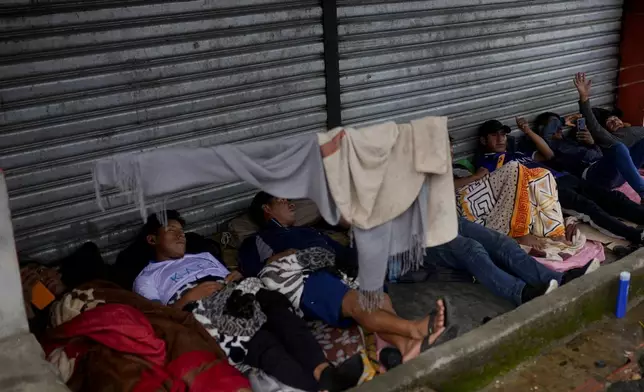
[132,210,364,392]
[133,210,241,309]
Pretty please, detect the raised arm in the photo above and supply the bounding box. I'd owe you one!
[574,72,619,148]
[516,117,554,161]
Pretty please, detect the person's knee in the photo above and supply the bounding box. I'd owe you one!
[460,237,486,258]
[341,289,359,317]
[609,142,629,156]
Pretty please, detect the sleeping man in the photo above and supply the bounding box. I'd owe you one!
[133,210,364,392]
[238,192,456,364]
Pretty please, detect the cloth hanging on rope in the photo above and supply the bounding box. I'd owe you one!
[318,117,458,307]
[92,117,457,310]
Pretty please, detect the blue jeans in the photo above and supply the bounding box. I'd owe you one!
[586,140,644,196]
[424,218,563,306]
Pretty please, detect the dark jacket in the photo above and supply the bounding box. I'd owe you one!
[579,99,644,149]
[238,219,357,278]
[540,116,603,176]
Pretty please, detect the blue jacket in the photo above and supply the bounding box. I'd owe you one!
[238,219,357,278]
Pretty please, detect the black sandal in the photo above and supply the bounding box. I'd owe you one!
[421,297,459,351]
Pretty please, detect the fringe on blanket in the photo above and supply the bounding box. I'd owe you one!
[357,233,426,311]
[93,157,169,226]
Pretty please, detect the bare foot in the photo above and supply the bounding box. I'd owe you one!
[398,299,447,362]
[516,234,545,250]
[412,299,447,343]
[401,339,422,363]
[426,299,446,345]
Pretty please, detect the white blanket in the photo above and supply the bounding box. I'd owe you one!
[318,117,458,246]
[317,117,458,305]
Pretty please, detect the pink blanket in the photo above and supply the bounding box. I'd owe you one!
[534,240,605,272]
[615,181,641,204]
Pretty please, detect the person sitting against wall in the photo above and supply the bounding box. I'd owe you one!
[573,72,644,202]
[20,242,108,336]
[132,210,364,392]
[475,117,644,248]
[424,138,598,307]
[238,192,455,363]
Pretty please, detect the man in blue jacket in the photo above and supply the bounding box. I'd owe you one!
[238,192,452,361]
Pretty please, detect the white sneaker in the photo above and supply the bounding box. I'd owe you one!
[545,279,559,295]
[584,259,601,275]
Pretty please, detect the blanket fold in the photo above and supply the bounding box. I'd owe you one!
[318,117,458,307]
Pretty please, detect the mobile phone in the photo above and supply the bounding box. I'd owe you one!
[577,117,586,130]
[31,281,55,310]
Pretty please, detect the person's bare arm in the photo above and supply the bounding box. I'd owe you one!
[516,117,554,161]
[454,167,489,189]
[172,281,224,310]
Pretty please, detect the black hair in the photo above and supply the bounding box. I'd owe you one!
[142,210,185,237]
[249,191,275,226]
[592,107,623,128]
[533,112,561,135]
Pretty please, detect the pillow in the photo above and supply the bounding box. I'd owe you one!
[229,199,322,243]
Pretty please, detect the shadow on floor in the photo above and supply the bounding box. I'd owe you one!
[388,247,622,338]
[389,280,514,336]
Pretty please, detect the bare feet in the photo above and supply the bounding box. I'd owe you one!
[402,299,447,362]
[516,234,545,250]
[426,299,446,345]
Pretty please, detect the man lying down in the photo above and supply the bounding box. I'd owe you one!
[238,192,457,366]
[133,210,363,392]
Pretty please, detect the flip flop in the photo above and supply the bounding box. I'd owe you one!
[421,325,460,352]
[421,297,459,351]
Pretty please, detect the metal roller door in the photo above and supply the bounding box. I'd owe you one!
[0,0,326,262]
[336,0,624,158]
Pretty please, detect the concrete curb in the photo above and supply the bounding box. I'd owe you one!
[355,249,644,392]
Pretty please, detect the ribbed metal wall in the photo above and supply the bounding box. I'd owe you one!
[0,0,326,262]
[336,0,624,159]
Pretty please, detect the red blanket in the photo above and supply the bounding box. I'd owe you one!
[45,304,166,366]
[43,282,250,392]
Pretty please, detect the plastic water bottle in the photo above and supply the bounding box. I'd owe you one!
[616,271,631,319]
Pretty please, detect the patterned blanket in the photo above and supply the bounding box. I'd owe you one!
[258,247,357,311]
[457,161,566,239]
[169,277,266,372]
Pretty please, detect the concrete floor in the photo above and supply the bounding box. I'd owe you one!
[388,249,622,342]
[390,280,514,337]
[479,300,644,392]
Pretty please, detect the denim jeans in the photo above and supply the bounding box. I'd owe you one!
[424,218,563,306]
[586,139,644,196]
[557,174,644,243]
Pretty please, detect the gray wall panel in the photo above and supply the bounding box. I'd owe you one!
[0,0,326,262]
[0,0,625,264]
[337,0,623,158]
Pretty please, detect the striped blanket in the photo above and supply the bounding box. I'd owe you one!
[258,247,358,310]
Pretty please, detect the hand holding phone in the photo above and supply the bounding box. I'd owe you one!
[576,117,586,130]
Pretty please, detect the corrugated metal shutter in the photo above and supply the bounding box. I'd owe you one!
[336,0,623,158]
[0,0,326,262]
